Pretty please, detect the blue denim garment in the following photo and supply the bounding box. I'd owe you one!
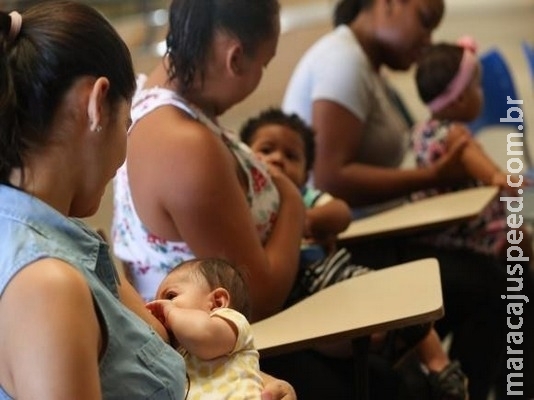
[0,184,186,399]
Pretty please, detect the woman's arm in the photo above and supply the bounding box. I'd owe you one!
[96,230,170,340]
[127,109,305,322]
[446,123,505,185]
[446,124,527,195]
[117,272,170,341]
[311,100,469,207]
[0,259,102,400]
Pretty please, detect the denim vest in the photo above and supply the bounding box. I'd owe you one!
[0,185,186,399]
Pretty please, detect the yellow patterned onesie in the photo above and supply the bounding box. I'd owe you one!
[178,308,263,399]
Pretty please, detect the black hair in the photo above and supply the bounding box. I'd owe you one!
[240,107,316,173]
[0,0,136,185]
[333,0,374,27]
[415,43,465,104]
[165,0,279,92]
[177,258,251,319]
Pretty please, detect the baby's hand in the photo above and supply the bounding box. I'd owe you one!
[492,172,530,196]
[146,300,173,325]
[265,163,288,184]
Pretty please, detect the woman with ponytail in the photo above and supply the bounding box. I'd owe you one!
[0,2,188,398]
[112,0,304,322]
[111,0,299,397]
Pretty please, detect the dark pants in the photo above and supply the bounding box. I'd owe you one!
[262,236,532,399]
[348,237,533,400]
[260,350,402,399]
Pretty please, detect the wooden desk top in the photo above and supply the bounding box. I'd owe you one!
[337,186,499,244]
[252,258,443,357]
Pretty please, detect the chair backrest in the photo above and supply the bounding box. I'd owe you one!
[522,40,534,85]
[468,48,524,135]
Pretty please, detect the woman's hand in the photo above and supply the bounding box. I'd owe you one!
[267,164,303,206]
[433,125,470,185]
[261,376,297,400]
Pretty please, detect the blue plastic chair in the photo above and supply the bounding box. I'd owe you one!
[468,49,525,135]
[469,47,534,220]
[468,48,532,166]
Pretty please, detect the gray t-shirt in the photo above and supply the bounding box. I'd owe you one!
[282,25,410,215]
[283,25,409,168]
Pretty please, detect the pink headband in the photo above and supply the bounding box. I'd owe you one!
[8,11,22,41]
[426,38,478,114]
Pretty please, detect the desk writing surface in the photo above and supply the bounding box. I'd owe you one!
[337,186,499,244]
[251,258,443,357]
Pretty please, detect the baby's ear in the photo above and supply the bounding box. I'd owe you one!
[210,287,230,310]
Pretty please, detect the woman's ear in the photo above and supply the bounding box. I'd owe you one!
[210,287,231,310]
[226,41,245,77]
[87,77,110,132]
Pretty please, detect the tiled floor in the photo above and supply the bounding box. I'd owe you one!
[85,0,534,239]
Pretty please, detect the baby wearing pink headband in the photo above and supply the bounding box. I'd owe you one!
[410,36,532,267]
[417,36,481,118]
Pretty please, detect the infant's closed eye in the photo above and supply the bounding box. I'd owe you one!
[164,291,177,300]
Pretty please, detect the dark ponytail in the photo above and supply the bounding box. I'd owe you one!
[166,0,279,92]
[166,0,214,91]
[0,1,136,185]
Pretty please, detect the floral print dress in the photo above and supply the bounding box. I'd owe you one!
[411,119,507,257]
[112,75,280,301]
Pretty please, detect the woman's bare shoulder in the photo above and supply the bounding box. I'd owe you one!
[130,105,225,161]
[3,258,92,302]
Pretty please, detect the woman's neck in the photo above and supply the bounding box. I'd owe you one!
[9,151,75,217]
[184,92,219,121]
[351,15,382,71]
[154,57,219,120]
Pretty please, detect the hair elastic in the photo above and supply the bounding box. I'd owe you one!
[426,37,478,114]
[8,11,22,41]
